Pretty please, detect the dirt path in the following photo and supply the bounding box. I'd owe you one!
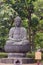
[0,63,37,65]
[0,63,43,65]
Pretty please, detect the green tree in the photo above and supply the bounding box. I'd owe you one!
[0,0,43,51]
[0,1,15,48]
[0,0,38,49]
[34,32,43,50]
[34,0,43,20]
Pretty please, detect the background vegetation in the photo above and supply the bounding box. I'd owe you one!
[0,0,43,51]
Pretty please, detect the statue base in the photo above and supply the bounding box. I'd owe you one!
[0,58,35,64]
[8,53,26,58]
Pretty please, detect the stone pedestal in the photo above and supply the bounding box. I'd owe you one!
[4,43,31,53]
[4,43,31,58]
[8,53,26,58]
[0,58,35,64]
[4,43,32,64]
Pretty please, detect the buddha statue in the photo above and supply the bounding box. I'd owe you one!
[4,16,31,57]
[6,16,29,45]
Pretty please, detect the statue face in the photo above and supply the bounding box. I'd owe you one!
[14,16,21,27]
[14,20,21,27]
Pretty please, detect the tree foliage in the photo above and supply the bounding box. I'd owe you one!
[0,1,14,48]
[0,0,43,50]
[34,0,43,19]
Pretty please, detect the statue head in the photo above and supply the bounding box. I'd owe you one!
[14,16,21,27]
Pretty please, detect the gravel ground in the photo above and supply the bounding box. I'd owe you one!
[0,63,37,65]
[0,63,42,65]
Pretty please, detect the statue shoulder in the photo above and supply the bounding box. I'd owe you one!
[21,27,26,31]
[10,27,15,31]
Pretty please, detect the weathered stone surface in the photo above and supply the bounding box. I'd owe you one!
[14,58,22,65]
[8,53,26,58]
[4,16,31,58]
[0,58,35,64]
[5,43,31,53]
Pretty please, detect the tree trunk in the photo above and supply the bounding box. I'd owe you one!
[27,9,32,52]
[31,30,36,51]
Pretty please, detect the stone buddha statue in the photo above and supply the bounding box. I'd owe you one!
[5,16,30,57]
[6,16,29,45]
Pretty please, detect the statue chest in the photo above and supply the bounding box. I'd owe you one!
[13,28,23,39]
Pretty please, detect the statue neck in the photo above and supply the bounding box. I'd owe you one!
[15,27,21,28]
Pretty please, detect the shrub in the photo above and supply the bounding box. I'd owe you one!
[26,52,43,60]
[0,52,8,58]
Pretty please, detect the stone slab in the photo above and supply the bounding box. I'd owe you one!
[0,58,35,64]
[8,53,26,58]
